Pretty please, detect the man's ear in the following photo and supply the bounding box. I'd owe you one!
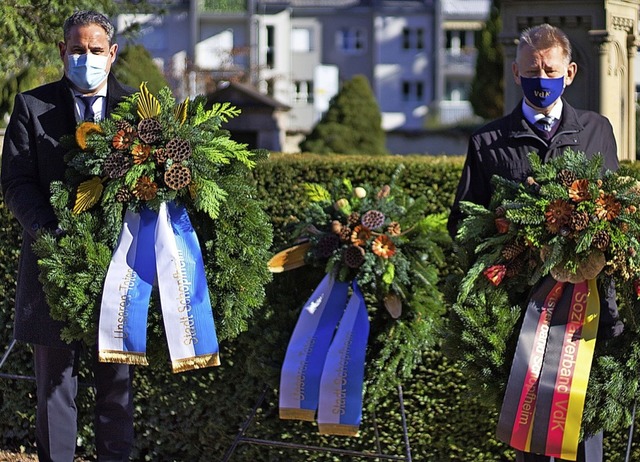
[565,62,577,86]
[108,43,118,64]
[512,61,521,85]
[58,41,66,61]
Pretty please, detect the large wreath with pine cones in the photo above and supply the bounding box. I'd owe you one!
[449,148,640,435]
[32,83,273,354]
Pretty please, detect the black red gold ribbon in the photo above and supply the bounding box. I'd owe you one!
[497,277,600,460]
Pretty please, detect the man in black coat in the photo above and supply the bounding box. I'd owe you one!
[1,11,136,461]
[448,24,622,462]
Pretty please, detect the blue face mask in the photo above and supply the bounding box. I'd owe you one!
[67,53,109,91]
[520,76,565,108]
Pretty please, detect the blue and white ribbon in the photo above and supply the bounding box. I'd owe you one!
[279,273,349,420]
[98,202,220,372]
[279,275,370,436]
[318,281,370,436]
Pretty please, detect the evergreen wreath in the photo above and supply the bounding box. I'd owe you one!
[270,166,450,401]
[450,148,640,435]
[33,83,273,354]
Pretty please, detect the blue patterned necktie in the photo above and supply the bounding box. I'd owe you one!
[536,116,555,132]
[80,95,99,121]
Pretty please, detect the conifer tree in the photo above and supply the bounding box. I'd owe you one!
[112,44,169,93]
[469,0,504,120]
[300,74,387,155]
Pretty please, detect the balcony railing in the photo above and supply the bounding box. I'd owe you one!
[438,100,475,125]
[443,49,477,67]
[200,0,246,13]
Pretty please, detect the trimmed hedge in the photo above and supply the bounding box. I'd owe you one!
[0,153,639,461]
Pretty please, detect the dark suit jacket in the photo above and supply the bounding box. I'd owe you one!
[1,74,135,348]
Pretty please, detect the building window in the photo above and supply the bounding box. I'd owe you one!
[336,28,365,52]
[445,30,474,56]
[266,78,275,97]
[445,79,470,101]
[402,81,424,101]
[266,25,275,68]
[402,27,424,50]
[416,81,424,100]
[292,27,313,52]
[293,80,314,103]
[402,28,410,49]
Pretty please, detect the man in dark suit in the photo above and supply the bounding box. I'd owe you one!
[1,11,136,461]
[447,24,621,462]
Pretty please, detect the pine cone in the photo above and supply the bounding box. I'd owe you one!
[494,206,507,217]
[569,210,589,232]
[154,148,168,164]
[103,152,131,178]
[165,137,192,162]
[131,144,151,164]
[387,221,401,236]
[315,234,340,258]
[501,240,526,261]
[505,258,524,278]
[339,226,352,242]
[137,118,162,144]
[556,169,578,188]
[343,245,365,268]
[164,164,192,190]
[115,119,133,131]
[592,230,611,251]
[347,212,361,226]
[133,176,158,201]
[115,186,133,203]
[361,210,385,229]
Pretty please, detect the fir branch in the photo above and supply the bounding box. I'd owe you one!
[192,177,228,220]
[303,183,332,203]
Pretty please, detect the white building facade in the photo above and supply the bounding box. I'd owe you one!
[116,0,491,153]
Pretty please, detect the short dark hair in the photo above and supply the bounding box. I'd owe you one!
[63,10,115,45]
[517,24,572,65]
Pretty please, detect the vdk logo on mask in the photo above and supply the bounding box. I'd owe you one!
[68,53,109,91]
[520,76,565,109]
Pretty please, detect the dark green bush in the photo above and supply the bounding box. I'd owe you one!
[299,76,387,155]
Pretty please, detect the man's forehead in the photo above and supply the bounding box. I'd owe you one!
[65,24,109,43]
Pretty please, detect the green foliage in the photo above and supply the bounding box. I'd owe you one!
[111,44,169,93]
[469,0,504,120]
[299,75,387,155]
[0,0,158,123]
[201,0,246,12]
[0,65,61,126]
[4,157,640,460]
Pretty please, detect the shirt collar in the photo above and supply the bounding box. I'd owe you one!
[521,98,563,125]
[74,86,108,98]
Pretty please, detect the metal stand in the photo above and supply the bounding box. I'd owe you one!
[625,402,636,462]
[221,384,412,462]
[0,339,94,388]
[0,339,35,382]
